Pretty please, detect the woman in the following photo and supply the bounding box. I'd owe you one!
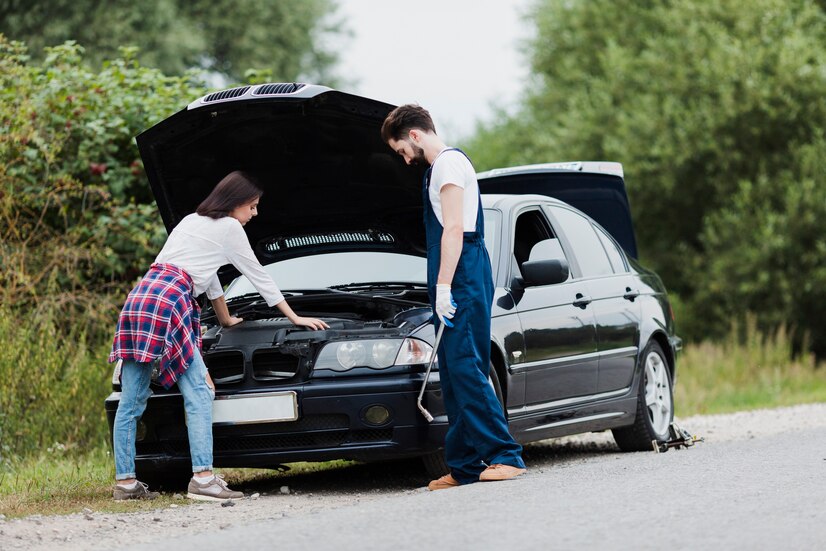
[109,170,328,501]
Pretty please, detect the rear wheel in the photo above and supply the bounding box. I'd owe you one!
[421,361,505,478]
[612,340,674,452]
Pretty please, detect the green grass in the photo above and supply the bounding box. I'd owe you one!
[675,323,826,415]
[0,446,166,517]
[0,447,354,518]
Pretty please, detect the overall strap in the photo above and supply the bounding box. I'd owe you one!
[433,148,484,237]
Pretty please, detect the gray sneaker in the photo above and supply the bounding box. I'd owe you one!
[186,474,243,501]
[113,481,160,501]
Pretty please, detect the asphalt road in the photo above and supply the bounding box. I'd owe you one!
[128,424,826,551]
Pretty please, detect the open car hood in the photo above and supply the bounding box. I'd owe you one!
[136,83,426,282]
[477,162,639,258]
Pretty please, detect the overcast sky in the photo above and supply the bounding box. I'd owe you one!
[330,0,534,142]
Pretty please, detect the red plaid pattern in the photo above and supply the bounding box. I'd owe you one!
[109,263,202,389]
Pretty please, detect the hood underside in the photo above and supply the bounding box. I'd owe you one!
[136,85,426,278]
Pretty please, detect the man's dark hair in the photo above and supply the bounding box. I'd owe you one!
[381,104,436,143]
[196,170,263,219]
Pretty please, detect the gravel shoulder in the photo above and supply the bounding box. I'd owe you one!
[2,402,825,550]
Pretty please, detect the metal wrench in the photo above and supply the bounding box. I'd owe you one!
[416,322,445,422]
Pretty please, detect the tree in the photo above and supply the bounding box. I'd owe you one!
[0,0,343,83]
[0,37,203,331]
[465,0,826,354]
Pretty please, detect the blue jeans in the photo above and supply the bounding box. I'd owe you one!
[113,349,215,480]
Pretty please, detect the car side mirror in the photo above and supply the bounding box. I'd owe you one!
[521,258,569,287]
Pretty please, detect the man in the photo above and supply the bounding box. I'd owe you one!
[381,104,526,490]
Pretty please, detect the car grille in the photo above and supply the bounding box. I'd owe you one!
[253,82,305,95]
[211,428,393,452]
[203,86,250,102]
[252,349,299,380]
[204,350,245,385]
[346,429,393,443]
[138,415,394,455]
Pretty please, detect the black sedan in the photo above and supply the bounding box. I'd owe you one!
[104,84,681,485]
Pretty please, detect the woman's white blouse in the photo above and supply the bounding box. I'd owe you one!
[154,213,284,306]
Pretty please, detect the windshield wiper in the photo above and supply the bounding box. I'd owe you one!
[329,281,427,292]
[224,292,264,304]
[225,289,336,305]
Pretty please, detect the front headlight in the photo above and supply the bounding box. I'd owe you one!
[315,338,434,372]
[336,341,367,368]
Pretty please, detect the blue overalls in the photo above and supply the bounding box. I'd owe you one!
[424,148,525,484]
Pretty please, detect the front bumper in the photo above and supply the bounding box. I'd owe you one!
[104,373,448,472]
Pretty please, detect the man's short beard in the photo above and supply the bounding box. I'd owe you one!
[411,144,427,165]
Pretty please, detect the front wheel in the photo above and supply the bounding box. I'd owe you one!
[421,361,505,479]
[612,341,674,451]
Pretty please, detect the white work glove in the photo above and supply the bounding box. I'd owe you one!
[435,284,457,327]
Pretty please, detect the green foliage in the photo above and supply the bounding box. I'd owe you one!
[691,136,826,352]
[0,0,344,83]
[675,318,826,415]
[0,36,203,322]
[0,302,112,464]
[465,0,826,354]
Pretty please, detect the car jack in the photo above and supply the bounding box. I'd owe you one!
[652,421,704,453]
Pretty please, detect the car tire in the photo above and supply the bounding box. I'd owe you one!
[612,340,674,452]
[421,361,506,479]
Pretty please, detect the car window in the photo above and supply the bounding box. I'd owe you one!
[225,252,427,296]
[510,208,570,283]
[547,206,614,277]
[482,209,500,264]
[513,208,554,267]
[594,225,627,273]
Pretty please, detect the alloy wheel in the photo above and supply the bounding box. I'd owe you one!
[644,350,672,436]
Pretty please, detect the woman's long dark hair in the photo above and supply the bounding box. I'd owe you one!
[196,171,263,219]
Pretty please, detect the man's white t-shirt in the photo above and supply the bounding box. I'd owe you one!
[154,213,285,306]
[429,149,479,231]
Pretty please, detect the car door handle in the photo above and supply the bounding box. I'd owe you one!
[572,293,592,308]
[623,287,640,301]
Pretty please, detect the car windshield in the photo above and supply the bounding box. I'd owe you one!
[224,252,428,297]
[225,209,501,298]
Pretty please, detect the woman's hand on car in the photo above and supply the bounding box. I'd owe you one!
[291,316,329,330]
[221,316,244,327]
[275,300,328,330]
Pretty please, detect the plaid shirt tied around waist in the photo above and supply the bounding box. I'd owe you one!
[109,263,202,389]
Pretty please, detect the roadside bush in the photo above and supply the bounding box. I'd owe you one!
[0,36,206,462]
[0,303,112,465]
[690,137,826,355]
[675,317,826,415]
[0,36,204,330]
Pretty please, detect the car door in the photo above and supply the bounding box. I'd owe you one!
[509,207,598,406]
[546,206,641,395]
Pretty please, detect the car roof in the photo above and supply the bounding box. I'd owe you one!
[477,161,624,179]
[481,193,566,210]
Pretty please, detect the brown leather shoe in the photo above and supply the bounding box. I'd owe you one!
[427,473,461,491]
[479,464,527,482]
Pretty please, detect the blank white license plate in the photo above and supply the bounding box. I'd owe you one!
[212,392,298,425]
